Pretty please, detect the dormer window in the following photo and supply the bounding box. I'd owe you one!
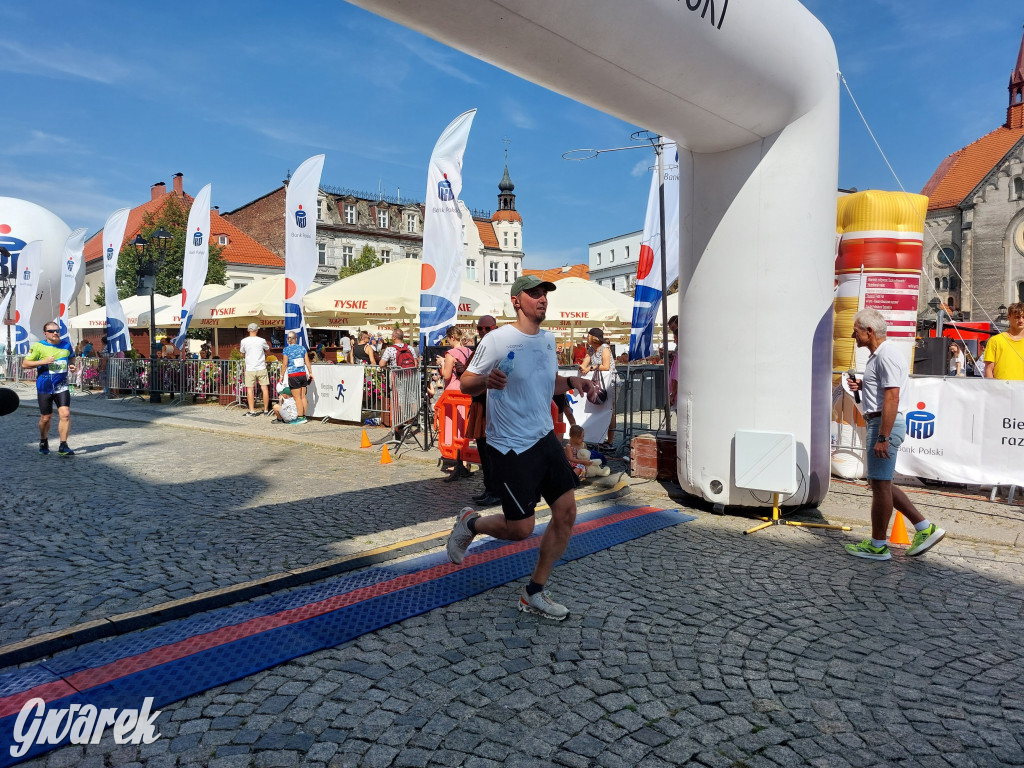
[344,204,356,225]
[218,235,229,246]
[378,209,389,229]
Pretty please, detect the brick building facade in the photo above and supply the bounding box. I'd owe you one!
[223,164,525,290]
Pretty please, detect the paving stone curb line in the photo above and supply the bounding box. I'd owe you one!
[0,481,631,670]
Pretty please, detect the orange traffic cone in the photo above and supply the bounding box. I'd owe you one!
[360,430,371,449]
[380,445,393,465]
[889,511,911,545]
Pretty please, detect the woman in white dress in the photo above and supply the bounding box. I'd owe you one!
[579,327,616,450]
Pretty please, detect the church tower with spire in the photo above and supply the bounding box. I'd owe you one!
[491,148,524,255]
[1008,24,1024,129]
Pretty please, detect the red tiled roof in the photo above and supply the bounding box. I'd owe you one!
[210,211,284,267]
[921,125,1024,210]
[474,219,500,249]
[491,209,522,223]
[524,264,590,282]
[83,190,282,268]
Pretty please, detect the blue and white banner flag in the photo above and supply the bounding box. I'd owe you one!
[173,183,212,349]
[628,140,679,360]
[101,208,132,354]
[284,155,325,349]
[420,109,476,350]
[58,227,88,346]
[14,240,43,353]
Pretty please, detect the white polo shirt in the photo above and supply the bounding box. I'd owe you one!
[861,339,911,416]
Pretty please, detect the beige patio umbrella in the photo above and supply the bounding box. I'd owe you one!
[135,284,234,328]
[303,260,420,326]
[67,293,174,330]
[188,275,291,329]
[541,277,634,335]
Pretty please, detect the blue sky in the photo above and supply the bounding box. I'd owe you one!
[1,2,1022,269]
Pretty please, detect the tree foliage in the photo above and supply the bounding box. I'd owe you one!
[337,244,381,280]
[94,197,227,310]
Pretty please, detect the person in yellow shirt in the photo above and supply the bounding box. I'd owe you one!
[984,302,1024,380]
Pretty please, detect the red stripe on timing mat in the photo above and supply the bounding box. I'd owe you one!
[0,506,663,716]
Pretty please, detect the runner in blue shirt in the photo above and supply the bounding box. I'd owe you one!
[22,322,77,455]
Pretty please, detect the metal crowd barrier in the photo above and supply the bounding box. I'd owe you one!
[618,363,672,450]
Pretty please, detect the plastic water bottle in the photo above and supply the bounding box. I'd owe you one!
[492,351,515,400]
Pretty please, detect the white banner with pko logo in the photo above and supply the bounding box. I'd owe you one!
[896,377,1024,487]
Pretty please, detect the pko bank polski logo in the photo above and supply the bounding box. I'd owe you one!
[106,244,115,261]
[294,205,307,228]
[437,174,454,202]
[193,227,204,247]
[9,697,161,758]
[906,402,935,440]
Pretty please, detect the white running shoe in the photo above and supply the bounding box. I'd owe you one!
[446,507,479,564]
[518,587,569,621]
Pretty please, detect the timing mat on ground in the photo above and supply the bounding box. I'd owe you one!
[0,504,695,766]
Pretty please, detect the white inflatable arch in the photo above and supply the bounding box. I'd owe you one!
[349,0,839,507]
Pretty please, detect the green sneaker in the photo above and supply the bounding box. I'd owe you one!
[844,540,891,560]
[907,524,945,557]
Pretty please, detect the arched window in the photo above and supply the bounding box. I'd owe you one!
[1018,281,1024,302]
[1014,177,1024,199]
[941,277,948,290]
[934,277,941,290]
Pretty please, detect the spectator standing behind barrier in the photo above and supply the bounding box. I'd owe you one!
[22,322,77,456]
[240,323,271,417]
[579,327,615,450]
[984,302,1024,380]
[446,275,596,620]
[441,326,472,391]
[973,340,987,377]
[378,328,417,369]
[82,339,94,357]
[282,330,312,424]
[467,315,501,507]
[668,315,679,406]
[353,331,377,366]
[845,308,946,560]
[947,342,965,377]
[339,331,353,363]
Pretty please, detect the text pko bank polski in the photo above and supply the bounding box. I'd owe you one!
[9,697,161,758]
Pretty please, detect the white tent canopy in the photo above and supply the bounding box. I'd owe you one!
[541,277,634,333]
[67,293,174,330]
[135,284,234,328]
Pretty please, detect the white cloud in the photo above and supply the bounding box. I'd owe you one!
[0,130,77,157]
[394,36,481,86]
[503,101,537,131]
[0,171,132,232]
[0,40,133,85]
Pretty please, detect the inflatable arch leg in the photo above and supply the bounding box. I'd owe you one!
[349,0,840,507]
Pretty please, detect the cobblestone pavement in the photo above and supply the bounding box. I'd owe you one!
[4,396,1024,767]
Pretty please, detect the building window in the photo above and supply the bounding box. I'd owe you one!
[610,248,615,263]
[377,209,389,229]
[625,245,630,260]
[318,242,326,266]
[344,204,356,225]
[596,252,601,265]
[489,262,499,282]
[466,259,477,281]
[218,235,229,246]
[317,199,323,221]
[380,249,391,263]
[341,245,353,267]
[406,213,416,233]
[1018,280,1024,302]
[503,233,508,247]
[84,283,91,306]
[504,262,510,282]
[1014,177,1024,200]
[514,232,518,248]
[513,265,519,281]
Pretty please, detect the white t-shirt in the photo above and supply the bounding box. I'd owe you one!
[466,324,558,454]
[278,397,298,422]
[861,339,910,415]
[340,337,352,356]
[240,335,269,371]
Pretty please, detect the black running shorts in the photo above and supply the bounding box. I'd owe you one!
[486,430,577,521]
[37,389,71,415]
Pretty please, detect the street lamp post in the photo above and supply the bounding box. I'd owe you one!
[132,228,173,404]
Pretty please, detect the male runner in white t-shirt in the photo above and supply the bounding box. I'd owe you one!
[446,275,596,620]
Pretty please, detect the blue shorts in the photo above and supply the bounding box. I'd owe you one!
[865,415,905,481]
